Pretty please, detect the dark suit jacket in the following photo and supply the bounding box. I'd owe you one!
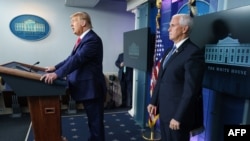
[54,30,107,101]
[150,39,205,131]
[115,53,133,82]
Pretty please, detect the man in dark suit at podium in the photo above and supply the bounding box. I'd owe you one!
[115,53,133,108]
[41,11,107,141]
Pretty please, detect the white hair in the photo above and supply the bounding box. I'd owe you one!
[173,14,194,33]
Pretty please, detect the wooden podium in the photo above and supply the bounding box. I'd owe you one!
[0,61,67,141]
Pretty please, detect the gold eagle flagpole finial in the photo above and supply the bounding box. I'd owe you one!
[189,0,197,17]
[156,0,162,29]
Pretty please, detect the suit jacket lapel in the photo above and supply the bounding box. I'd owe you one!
[71,30,94,54]
[159,40,189,77]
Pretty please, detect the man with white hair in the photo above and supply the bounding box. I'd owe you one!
[147,14,205,141]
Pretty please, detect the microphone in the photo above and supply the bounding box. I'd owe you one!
[29,61,40,72]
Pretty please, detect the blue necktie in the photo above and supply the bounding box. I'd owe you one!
[162,46,176,68]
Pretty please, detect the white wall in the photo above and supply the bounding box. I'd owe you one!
[0,0,135,73]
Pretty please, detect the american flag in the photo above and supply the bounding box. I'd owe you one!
[150,28,165,96]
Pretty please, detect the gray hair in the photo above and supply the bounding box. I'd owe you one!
[174,14,193,33]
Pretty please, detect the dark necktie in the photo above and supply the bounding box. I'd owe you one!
[73,37,81,51]
[162,46,176,68]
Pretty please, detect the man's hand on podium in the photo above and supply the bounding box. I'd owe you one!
[40,72,58,84]
[44,66,56,72]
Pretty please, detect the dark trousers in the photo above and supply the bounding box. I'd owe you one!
[81,98,105,141]
[120,79,132,107]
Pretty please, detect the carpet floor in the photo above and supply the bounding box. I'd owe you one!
[0,113,30,141]
[25,111,146,141]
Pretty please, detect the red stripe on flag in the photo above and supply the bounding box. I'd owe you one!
[150,29,165,96]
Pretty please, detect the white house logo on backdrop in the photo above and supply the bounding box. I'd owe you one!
[9,14,50,41]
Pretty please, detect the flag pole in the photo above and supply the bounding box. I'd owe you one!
[142,0,162,140]
[150,0,162,96]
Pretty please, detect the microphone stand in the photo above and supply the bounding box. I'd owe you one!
[29,61,40,72]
